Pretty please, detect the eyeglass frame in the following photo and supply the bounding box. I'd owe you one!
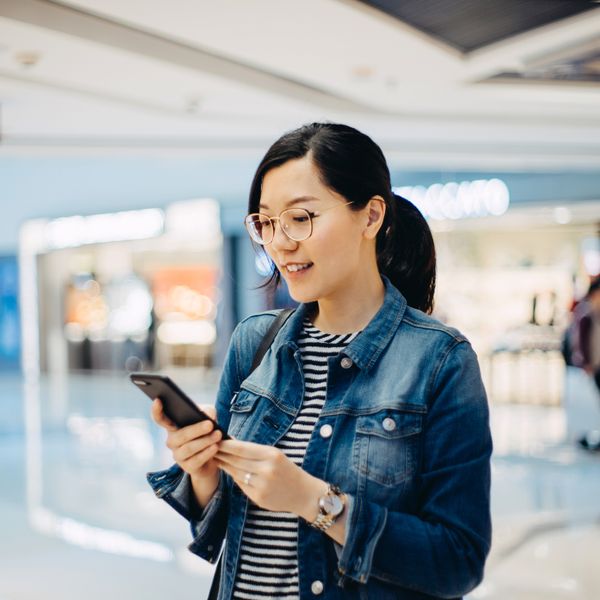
[244,201,354,245]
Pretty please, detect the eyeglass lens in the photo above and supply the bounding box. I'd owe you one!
[246,209,312,244]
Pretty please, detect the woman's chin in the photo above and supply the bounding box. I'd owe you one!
[286,287,318,304]
[284,280,319,304]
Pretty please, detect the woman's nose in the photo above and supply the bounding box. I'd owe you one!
[270,221,297,251]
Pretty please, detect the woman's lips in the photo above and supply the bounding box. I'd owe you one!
[282,262,313,278]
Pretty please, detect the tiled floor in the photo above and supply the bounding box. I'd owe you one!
[0,372,599,599]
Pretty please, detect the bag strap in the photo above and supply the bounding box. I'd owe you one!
[207,307,295,600]
[250,308,295,372]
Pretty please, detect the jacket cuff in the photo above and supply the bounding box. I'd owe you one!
[188,473,228,563]
[336,493,388,584]
[147,465,227,563]
[146,464,190,519]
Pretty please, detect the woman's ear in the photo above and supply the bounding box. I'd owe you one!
[363,196,386,240]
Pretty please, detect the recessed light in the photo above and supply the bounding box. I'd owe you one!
[351,65,374,79]
[14,51,41,68]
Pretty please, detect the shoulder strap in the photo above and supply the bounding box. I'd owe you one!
[207,307,295,600]
[249,308,295,373]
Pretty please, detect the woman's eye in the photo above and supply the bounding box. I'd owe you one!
[292,216,310,223]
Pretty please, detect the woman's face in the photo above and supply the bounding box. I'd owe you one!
[259,155,371,304]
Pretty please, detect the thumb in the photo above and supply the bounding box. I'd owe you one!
[199,404,217,420]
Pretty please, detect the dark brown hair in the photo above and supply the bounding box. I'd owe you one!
[248,123,436,313]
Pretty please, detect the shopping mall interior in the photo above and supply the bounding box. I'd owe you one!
[1,1,600,599]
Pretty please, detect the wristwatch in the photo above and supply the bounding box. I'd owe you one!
[311,484,346,532]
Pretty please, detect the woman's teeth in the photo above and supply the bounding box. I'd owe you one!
[286,263,312,272]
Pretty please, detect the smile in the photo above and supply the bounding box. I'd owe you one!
[285,263,313,273]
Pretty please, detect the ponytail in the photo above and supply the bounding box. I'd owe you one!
[377,194,436,314]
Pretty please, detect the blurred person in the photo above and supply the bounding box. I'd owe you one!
[147,123,492,599]
[568,278,600,451]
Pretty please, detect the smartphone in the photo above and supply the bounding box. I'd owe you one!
[130,372,229,438]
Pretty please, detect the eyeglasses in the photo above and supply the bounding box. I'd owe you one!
[244,202,353,245]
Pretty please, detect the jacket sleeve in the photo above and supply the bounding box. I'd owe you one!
[337,340,492,598]
[146,320,247,563]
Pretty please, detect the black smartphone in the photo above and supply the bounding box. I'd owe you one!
[130,372,229,438]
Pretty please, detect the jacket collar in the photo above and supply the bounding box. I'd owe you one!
[273,275,407,371]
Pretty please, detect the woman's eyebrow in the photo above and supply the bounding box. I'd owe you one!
[259,196,320,210]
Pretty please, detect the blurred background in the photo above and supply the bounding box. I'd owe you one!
[1,1,600,598]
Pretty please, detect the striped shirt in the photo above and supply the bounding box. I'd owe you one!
[232,318,360,600]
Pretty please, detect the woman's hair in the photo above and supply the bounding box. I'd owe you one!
[248,122,436,314]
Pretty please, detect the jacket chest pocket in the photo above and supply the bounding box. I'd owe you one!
[227,391,260,438]
[228,389,287,443]
[352,406,424,487]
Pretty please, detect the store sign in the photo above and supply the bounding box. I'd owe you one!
[393,178,510,220]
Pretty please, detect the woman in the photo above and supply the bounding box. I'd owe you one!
[148,123,492,599]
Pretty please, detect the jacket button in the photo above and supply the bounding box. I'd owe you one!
[319,424,333,438]
[382,417,396,432]
[311,580,324,595]
[340,357,353,369]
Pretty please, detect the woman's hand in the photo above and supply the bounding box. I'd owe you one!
[151,398,222,482]
[214,439,325,519]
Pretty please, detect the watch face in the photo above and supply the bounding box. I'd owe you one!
[319,493,343,517]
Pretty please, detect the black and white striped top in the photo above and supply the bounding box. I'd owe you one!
[232,318,360,600]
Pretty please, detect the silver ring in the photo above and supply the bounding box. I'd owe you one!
[244,472,252,486]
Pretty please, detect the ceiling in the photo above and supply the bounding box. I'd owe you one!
[358,0,598,52]
[0,0,599,170]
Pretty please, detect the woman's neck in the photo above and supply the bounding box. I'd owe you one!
[311,271,385,334]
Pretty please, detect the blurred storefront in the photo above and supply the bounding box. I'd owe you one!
[395,176,600,406]
[20,199,229,376]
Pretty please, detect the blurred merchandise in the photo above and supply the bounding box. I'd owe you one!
[152,265,219,368]
[64,272,154,372]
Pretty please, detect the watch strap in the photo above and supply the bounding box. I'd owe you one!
[312,512,336,532]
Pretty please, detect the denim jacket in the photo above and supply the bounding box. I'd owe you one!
[147,277,492,599]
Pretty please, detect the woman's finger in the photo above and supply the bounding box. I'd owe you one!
[175,429,222,462]
[215,460,247,488]
[169,419,215,448]
[151,398,178,431]
[183,442,221,472]
[214,451,260,473]
[217,439,272,459]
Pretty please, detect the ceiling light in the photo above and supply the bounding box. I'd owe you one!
[351,65,374,79]
[553,206,572,224]
[14,51,41,68]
